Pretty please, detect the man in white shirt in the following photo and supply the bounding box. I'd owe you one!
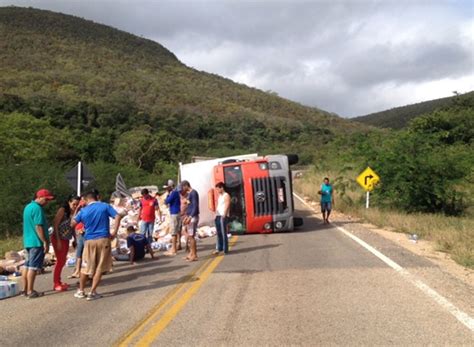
[213,182,231,255]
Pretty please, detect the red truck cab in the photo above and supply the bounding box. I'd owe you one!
[210,154,302,234]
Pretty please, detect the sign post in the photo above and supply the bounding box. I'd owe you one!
[66,161,94,196]
[356,167,380,209]
[77,161,82,196]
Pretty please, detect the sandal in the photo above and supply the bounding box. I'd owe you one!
[86,292,102,301]
[67,274,79,279]
[27,290,45,299]
[53,283,69,291]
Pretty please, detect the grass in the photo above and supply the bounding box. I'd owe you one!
[294,169,474,269]
[0,236,23,260]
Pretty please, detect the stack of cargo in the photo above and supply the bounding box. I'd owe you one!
[0,275,20,299]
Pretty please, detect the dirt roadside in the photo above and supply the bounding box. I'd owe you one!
[301,196,474,288]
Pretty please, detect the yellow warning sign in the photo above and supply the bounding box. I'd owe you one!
[356,167,380,192]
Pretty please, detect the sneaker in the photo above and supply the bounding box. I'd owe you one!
[74,290,86,299]
[86,292,102,301]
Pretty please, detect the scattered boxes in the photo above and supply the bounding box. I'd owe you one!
[0,280,20,299]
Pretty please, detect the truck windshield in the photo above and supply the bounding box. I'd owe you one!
[224,165,246,233]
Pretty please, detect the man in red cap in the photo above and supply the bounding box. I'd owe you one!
[22,189,54,299]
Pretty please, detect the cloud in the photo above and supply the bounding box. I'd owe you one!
[1,0,473,116]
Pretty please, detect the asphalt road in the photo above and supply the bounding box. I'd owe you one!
[1,200,473,346]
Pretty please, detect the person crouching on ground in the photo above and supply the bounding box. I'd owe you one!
[213,182,231,255]
[52,195,80,291]
[181,180,199,262]
[164,180,181,256]
[22,189,54,299]
[71,190,123,301]
[126,226,156,264]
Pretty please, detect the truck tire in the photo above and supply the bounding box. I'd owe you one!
[293,217,304,228]
[286,154,299,166]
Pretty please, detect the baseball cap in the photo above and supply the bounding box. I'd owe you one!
[163,179,175,188]
[36,189,55,200]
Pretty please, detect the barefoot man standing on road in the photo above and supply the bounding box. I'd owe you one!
[181,180,199,261]
[319,177,334,224]
[71,190,123,301]
[164,179,181,256]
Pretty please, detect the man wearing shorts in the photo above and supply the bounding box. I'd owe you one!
[22,189,54,299]
[137,188,162,244]
[319,177,334,224]
[181,180,199,261]
[164,179,181,256]
[71,190,123,301]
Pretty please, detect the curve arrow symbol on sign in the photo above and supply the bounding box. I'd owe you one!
[364,175,373,185]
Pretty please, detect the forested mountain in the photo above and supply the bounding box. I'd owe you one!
[353,91,474,129]
[0,6,366,164]
[0,6,374,237]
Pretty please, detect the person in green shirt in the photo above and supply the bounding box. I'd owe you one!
[22,189,54,299]
[318,177,334,224]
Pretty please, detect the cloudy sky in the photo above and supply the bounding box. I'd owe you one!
[2,0,473,117]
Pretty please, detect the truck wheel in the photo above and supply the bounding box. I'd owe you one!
[293,217,304,228]
[286,154,299,166]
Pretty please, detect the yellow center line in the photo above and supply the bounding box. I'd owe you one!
[116,257,214,347]
[135,236,239,346]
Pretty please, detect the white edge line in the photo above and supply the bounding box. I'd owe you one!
[293,192,474,332]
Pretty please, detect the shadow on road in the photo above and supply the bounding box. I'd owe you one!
[102,264,188,287]
[110,259,173,274]
[289,207,360,234]
[104,272,200,298]
[227,243,281,255]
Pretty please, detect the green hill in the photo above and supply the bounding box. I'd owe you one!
[0,6,366,161]
[353,91,474,129]
[0,6,375,240]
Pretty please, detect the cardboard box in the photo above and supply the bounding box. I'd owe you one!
[0,280,20,299]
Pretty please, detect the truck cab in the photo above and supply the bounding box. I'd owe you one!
[211,154,301,233]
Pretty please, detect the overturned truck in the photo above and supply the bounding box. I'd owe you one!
[180,154,303,234]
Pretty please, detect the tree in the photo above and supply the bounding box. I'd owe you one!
[113,126,189,172]
[0,112,74,162]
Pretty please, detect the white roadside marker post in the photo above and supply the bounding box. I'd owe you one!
[77,161,82,196]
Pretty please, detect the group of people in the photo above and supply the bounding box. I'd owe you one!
[21,178,231,300]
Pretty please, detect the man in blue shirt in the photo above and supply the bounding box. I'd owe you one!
[22,189,54,299]
[126,226,155,264]
[164,179,182,256]
[71,190,123,301]
[181,180,199,261]
[318,177,334,224]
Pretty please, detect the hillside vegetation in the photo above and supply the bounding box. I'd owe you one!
[0,7,472,267]
[353,91,474,129]
[0,6,364,159]
[302,95,474,267]
[0,6,369,240]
